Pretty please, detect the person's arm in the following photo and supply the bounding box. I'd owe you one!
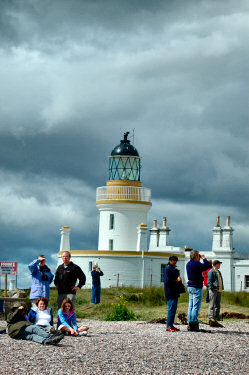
[70,311,78,331]
[76,266,86,288]
[208,270,215,290]
[7,307,25,324]
[200,258,210,271]
[54,267,60,289]
[28,259,40,274]
[48,271,54,284]
[57,309,71,329]
[50,308,53,326]
[27,309,36,324]
[99,270,104,276]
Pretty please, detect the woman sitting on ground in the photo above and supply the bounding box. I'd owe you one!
[28,297,54,332]
[57,298,89,336]
[7,302,64,345]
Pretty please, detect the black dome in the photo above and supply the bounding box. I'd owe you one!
[111,132,139,157]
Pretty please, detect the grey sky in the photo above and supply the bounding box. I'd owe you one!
[0,0,248,288]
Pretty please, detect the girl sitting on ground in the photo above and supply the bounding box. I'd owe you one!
[57,298,89,336]
[28,297,54,332]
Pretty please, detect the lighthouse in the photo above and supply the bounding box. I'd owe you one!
[96,132,152,251]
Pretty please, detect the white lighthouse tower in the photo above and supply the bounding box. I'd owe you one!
[96,132,152,251]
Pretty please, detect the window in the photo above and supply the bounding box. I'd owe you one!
[161,264,167,282]
[245,275,249,288]
[109,239,114,251]
[89,261,93,272]
[109,214,114,229]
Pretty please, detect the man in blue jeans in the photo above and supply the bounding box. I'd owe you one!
[186,250,210,332]
[164,256,182,332]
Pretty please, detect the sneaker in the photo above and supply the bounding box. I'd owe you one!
[78,331,88,336]
[43,334,64,345]
[166,327,177,332]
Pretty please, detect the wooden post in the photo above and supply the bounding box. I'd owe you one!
[4,274,7,297]
[150,273,152,287]
[117,273,119,288]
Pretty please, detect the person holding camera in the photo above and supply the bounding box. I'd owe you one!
[91,265,104,304]
[28,255,54,305]
[186,250,210,332]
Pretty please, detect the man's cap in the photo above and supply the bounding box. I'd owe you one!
[213,260,222,266]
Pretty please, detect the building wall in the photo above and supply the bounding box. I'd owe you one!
[233,261,249,292]
[97,203,150,251]
[61,253,185,289]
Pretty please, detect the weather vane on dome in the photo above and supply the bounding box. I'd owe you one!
[123,131,129,141]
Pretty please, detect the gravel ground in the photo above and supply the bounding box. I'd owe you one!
[0,320,248,375]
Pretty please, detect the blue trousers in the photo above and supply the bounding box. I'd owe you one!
[18,325,51,344]
[166,298,178,328]
[91,285,101,304]
[187,287,203,323]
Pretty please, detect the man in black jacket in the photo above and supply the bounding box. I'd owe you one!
[164,256,182,332]
[54,251,86,308]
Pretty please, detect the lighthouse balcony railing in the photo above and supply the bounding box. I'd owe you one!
[96,186,151,203]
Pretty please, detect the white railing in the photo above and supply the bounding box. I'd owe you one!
[96,186,151,203]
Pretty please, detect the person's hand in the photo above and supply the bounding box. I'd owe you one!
[38,256,46,262]
[69,328,78,336]
[18,306,25,310]
[72,286,80,292]
[176,276,182,282]
[199,253,206,259]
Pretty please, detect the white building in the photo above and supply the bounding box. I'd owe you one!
[57,133,249,292]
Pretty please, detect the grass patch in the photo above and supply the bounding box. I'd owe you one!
[1,287,249,322]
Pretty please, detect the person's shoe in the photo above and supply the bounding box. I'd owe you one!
[187,322,196,332]
[166,327,177,332]
[43,334,64,345]
[50,327,62,335]
[171,326,180,331]
[79,331,88,336]
[209,319,223,328]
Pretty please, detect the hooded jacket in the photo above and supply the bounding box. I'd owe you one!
[28,259,54,300]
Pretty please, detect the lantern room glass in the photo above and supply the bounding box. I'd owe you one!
[109,156,140,181]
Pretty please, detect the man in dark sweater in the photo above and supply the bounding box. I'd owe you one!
[54,251,86,308]
[186,250,210,332]
[164,256,182,332]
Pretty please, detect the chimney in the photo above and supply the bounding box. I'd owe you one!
[162,217,167,228]
[226,216,230,226]
[60,226,71,252]
[216,216,220,227]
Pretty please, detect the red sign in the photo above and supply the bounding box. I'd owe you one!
[0,261,18,275]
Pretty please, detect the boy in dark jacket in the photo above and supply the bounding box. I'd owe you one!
[7,302,63,345]
[208,260,224,327]
[164,256,182,332]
